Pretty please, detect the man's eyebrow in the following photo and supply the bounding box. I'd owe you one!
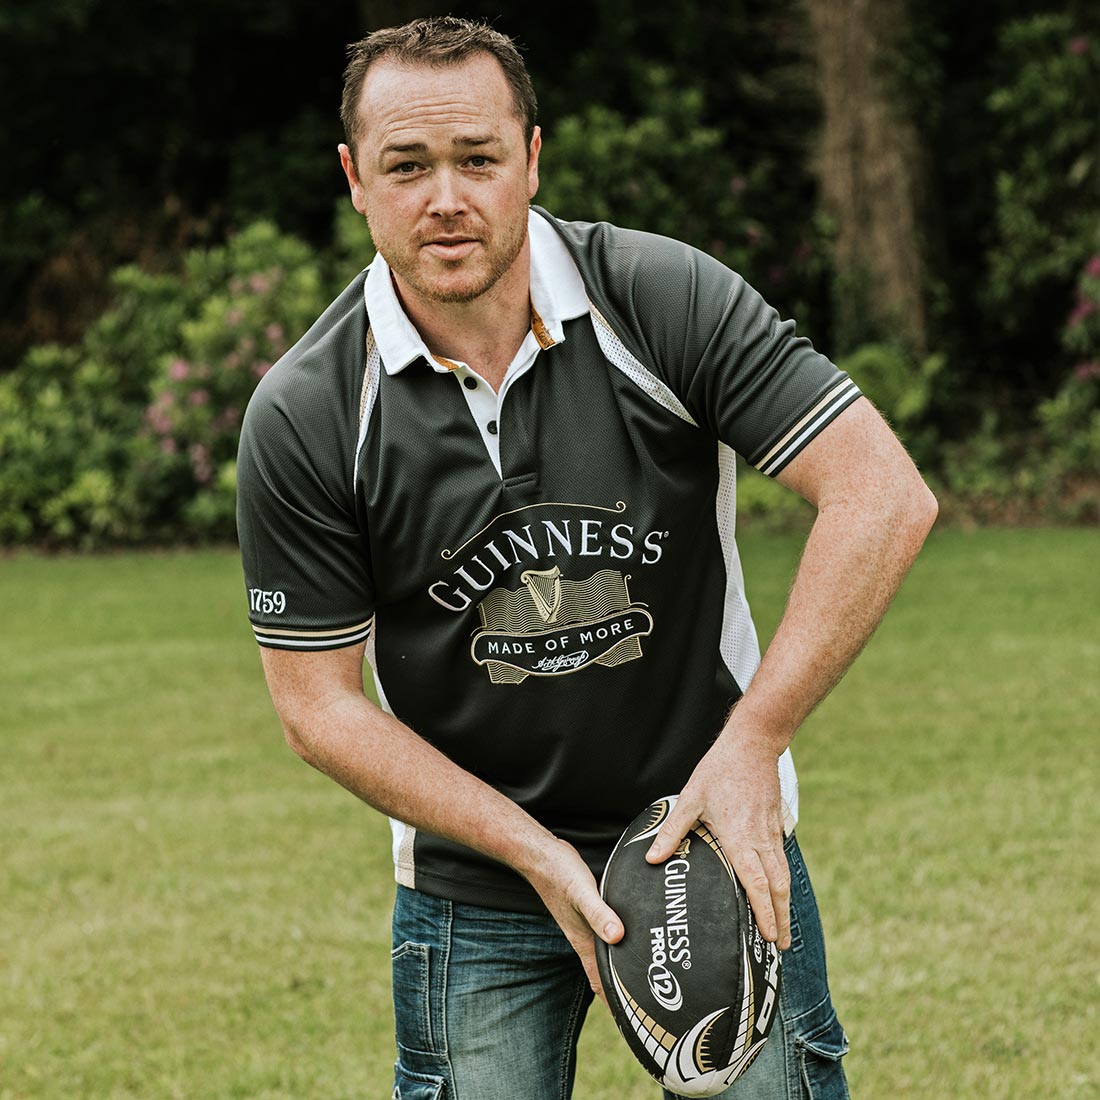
[453,135,500,148]
[380,141,428,156]
[378,135,501,158]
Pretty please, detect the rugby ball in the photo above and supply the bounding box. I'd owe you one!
[595,796,781,1097]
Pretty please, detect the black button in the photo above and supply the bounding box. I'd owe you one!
[463,376,477,390]
[487,420,498,435]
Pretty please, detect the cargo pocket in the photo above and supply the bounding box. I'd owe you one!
[391,941,436,1057]
[794,999,850,1099]
[392,1064,445,1100]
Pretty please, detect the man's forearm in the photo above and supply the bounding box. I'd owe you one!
[645,403,937,945]
[278,684,557,879]
[263,647,625,995]
[728,467,938,752]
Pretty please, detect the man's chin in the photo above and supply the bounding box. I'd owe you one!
[410,269,499,305]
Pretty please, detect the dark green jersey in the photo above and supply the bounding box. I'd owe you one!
[237,208,860,912]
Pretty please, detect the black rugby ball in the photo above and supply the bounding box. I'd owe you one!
[595,796,781,1097]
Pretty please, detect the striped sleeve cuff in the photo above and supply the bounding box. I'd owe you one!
[250,616,373,651]
[752,378,862,477]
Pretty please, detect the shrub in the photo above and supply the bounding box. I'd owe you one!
[835,343,943,466]
[137,222,330,540]
[539,69,755,272]
[986,18,1100,333]
[0,222,331,547]
[1025,249,1100,519]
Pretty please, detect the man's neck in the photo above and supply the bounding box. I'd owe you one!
[394,242,533,392]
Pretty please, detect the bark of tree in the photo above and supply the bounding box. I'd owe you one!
[805,0,928,353]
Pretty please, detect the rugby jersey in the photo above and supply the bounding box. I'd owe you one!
[237,207,861,913]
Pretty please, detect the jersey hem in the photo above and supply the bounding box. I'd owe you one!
[409,868,548,916]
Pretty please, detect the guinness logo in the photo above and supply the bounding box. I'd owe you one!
[520,566,562,623]
[471,568,654,684]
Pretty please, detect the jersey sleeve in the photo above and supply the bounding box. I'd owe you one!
[671,248,861,475]
[576,221,861,476]
[236,369,374,651]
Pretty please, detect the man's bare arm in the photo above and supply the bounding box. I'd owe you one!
[645,398,939,946]
[260,643,623,997]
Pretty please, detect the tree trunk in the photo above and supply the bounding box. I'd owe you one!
[805,0,927,353]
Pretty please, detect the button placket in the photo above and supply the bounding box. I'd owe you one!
[452,367,504,476]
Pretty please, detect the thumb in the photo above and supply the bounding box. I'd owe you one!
[645,797,696,864]
[589,893,624,946]
[578,889,623,945]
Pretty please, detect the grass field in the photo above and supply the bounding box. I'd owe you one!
[1,529,1098,1099]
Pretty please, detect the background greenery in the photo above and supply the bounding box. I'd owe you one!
[2,1,1099,544]
[2,531,1097,1098]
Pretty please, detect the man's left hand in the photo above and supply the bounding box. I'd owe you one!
[643,726,792,950]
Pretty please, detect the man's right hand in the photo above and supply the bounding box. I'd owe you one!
[521,837,623,1006]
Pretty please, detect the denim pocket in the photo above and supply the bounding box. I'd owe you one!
[794,998,850,1100]
[392,1063,445,1100]
[392,941,435,1056]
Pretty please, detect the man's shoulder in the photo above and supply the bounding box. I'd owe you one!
[241,269,370,447]
[533,206,703,275]
[269,269,369,388]
[531,207,740,343]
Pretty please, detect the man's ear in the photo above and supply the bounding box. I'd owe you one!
[527,125,541,201]
[338,143,368,216]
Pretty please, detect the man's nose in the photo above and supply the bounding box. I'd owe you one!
[427,168,467,218]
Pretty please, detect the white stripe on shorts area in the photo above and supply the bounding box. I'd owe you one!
[755,379,861,477]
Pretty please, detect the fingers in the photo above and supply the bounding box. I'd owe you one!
[644,795,697,864]
[572,930,610,1008]
[641,788,792,951]
[524,839,622,1004]
[736,843,791,949]
[762,844,792,950]
[556,895,620,1007]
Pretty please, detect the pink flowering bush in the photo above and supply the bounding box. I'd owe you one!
[1062,253,1100,361]
[986,17,1100,317]
[0,222,331,545]
[132,221,330,538]
[1034,252,1100,500]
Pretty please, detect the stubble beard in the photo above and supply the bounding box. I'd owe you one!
[372,213,529,306]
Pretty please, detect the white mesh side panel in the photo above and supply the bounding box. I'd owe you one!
[389,820,416,888]
[353,330,381,494]
[369,626,415,885]
[589,304,699,427]
[715,443,799,830]
[354,331,414,880]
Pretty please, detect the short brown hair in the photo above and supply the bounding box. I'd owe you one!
[341,16,538,167]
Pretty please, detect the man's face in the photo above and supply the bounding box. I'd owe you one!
[340,54,540,306]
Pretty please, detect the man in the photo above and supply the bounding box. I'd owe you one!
[236,16,937,1100]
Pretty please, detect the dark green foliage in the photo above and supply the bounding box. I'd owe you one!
[985,16,1100,362]
[0,224,336,546]
[538,70,758,273]
[4,0,1100,540]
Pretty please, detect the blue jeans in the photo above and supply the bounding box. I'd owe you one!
[391,833,849,1100]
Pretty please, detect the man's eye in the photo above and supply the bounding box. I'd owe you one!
[392,162,420,174]
[468,156,491,169]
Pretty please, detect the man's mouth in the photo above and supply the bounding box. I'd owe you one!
[422,237,479,260]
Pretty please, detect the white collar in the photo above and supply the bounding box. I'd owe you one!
[364,208,589,376]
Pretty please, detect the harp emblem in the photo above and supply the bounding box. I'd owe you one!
[520,566,563,623]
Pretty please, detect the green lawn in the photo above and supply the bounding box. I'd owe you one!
[1,529,1098,1099]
